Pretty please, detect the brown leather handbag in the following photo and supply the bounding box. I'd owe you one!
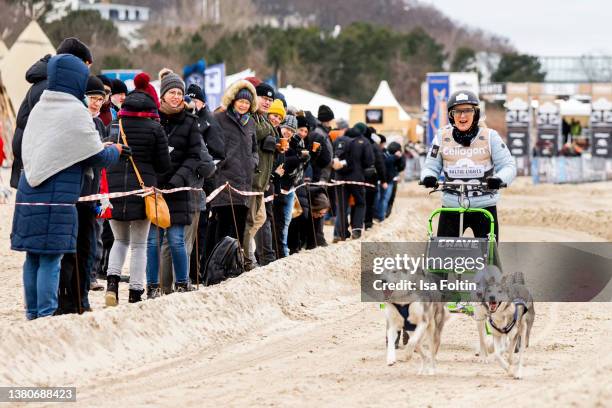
[119,120,171,228]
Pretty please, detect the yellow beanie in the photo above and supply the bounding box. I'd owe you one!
[268,99,286,121]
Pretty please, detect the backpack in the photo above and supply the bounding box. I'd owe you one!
[334,137,355,175]
[203,236,245,286]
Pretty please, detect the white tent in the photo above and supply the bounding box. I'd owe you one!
[0,21,55,109]
[278,85,351,120]
[369,80,411,121]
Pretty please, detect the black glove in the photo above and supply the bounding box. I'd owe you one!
[422,176,438,188]
[119,144,132,158]
[486,177,503,190]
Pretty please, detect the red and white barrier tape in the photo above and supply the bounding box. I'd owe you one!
[12,179,376,207]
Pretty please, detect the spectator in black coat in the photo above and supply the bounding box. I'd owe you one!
[145,68,210,295]
[362,126,387,229]
[185,84,224,282]
[377,141,406,220]
[103,72,171,305]
[210,80,258,252]
[10,38,93,188]
[332,126,375,240]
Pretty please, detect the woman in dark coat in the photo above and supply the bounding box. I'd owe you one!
[104,72,171,305]
[145,68,208,295]
[210,79,259,249]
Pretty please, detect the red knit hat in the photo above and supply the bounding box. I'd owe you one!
[134,72,160,108]
[244,76,262,87]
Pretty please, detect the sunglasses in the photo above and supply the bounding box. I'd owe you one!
[451,108,476,117]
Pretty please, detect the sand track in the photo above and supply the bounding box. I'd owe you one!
[0,176,611,407]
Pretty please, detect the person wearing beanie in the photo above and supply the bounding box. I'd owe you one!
[56,37,93,65]
[376,141,406,223]
[331,125,374,241]
[12,54,122,319]
[143,68,212,297]
[184,83,224,282]
[210,80,258,263]
[303,106,335,247]
[110,79,128,113]
[9,37,95,188]
[363,126,387,228]
[243,82,280,270]
[104,71,173,304]
[275,91,287,108]
[267,99,286,127]
[96,74,114,126]
[272,112,309,258]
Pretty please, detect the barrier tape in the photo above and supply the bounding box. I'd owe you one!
[11,179,376,207]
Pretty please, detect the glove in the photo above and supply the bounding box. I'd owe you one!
[119,144,132,158]
[422,176,438,188]
[486,177,503,190]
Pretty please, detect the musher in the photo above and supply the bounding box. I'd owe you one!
[420,90,516,240]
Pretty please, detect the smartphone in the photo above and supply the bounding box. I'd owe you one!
[109,123,120,143]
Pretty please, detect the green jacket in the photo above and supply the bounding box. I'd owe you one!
[252,114,278,192]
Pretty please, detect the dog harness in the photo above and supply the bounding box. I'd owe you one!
[489,299,528,334]
[392,304,417,331]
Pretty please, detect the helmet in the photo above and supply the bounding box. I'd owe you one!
[447,90,480,126]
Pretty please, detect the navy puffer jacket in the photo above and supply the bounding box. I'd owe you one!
[11,55,119,254]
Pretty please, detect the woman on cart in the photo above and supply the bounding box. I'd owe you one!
[420,90,516,241]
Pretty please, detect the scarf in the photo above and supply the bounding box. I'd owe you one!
[22,90,104,187]
[231,106,251,126]
[159,99,185,115]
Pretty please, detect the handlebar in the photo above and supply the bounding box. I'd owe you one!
[418,179,507,189]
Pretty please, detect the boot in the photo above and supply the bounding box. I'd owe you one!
[175,282,192,293]
[105,275,120,307]
[128,289,144,303]
[147,284,161,300]
[351,229,362,240]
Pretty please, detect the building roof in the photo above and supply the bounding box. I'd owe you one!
[279,85,351,120]
[369,80,411,121]
[0,21,55,108]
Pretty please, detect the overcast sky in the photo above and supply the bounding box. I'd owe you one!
[420,0,612,56]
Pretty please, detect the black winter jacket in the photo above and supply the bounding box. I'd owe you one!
[106,91,171,221]
[159,107,208,225]
[333,129,375,182]
[369,140,387,183]
[308,123,333,182]
[212,108,258,208]
[194,106,225,161]
[10,55,51,188]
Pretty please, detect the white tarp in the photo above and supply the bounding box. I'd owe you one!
[279,85,351,120]
[0,21,55,109]
[368,80,411,121]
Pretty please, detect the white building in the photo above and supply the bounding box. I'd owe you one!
[47,0,150,48]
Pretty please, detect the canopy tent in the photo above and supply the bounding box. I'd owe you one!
[369,80,411,121]
[279,85,351,120]
[0,21,55,110]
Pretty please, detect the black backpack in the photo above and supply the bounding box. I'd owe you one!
[203,236,245,286]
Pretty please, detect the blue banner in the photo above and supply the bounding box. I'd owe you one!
[427,73,450,145]
[203,63,226,111]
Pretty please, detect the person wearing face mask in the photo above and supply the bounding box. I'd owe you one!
[144,68,210,297]
[209,80,259,257]
[420,90,516,240]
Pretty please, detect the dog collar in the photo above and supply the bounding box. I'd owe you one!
[489,299,527,334]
